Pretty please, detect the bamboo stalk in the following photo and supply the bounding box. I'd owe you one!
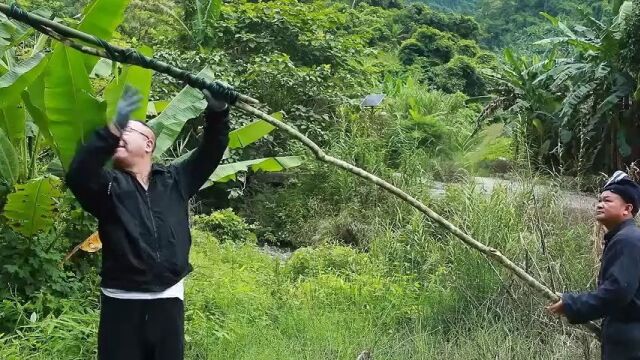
[0,2,601,339]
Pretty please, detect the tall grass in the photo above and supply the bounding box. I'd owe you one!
[0,179,600,358]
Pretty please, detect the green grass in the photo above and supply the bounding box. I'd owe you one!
[0,179,600,359]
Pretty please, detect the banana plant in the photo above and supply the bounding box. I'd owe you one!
[476,48,561,166]
[532,2,636,170]
[479,2,637,173]
[1,0,302,241]
[0,0,134,236]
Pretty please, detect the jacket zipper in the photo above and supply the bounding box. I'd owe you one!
[145,189,160,261]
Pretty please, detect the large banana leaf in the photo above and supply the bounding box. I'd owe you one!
[0,52,48,108]
[77,0,132,71]
[202,156,303,187]
[22,84,53,144]
[196,0,222,27]
[227,112,281,149]
[0,101,25,146]
[104,46,154,121]
[3,175,62,237]
[172,112,284,164]
[148,67,215,157]
[611,0,627,15]
[44,46,106,170]
[0,128,18,185]
[614,1,633,27]
[0,11,45,54]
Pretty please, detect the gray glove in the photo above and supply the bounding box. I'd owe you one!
[113,85,143,133]
[203,89,228,112]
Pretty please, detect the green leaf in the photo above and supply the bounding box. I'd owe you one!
[612,0,625,14]
[89,58,113,78]
[154,100,170,113]
[0,11,45,51]
[22,88,52,144]
[146,100,170,117]
[127,46,153,120]
[0,101,25,146]
[44,47,106,170]
[615,1,633,27]
[557,21,577,39]
[540,12,559,27]
[77,0,132,71]
[464,95,493,105]
[0,52,48,108]
[0,13,17,40]
[533,37,571,46]
[148,67,215,157]
[531,118,544,138]
[228,112,282,149]
[203,156,303,187]
[0,128,19,185]
[3,175,62,237]
[104,46,154,121]
[560,129,573,143]
[503,48,521,73]
[22,73,53,144]
[617,129,631,157]
[559,81,597,120]
[566,39,600,53]
[207,0,222,21]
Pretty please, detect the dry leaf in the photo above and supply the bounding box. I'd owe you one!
[61,231,102,267]
[80,231,102,252]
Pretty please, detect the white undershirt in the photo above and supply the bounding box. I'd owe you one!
[101,279,185,300]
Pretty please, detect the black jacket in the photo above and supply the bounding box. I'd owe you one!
[65,107,230,292]
[563,219,640,358]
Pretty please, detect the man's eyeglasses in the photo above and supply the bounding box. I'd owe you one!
[124,127,152,141]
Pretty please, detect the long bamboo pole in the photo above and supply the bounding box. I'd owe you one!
[0,2,601,339]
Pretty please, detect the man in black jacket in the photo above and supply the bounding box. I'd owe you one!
[547,171,640,359]
[65,86,230,360]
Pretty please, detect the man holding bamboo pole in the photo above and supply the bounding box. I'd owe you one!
[547,171,640,359]
[65,86,229,360]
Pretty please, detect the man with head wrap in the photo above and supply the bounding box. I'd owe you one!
[547,171,640,359]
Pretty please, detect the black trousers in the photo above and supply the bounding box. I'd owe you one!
[98,294,184,360]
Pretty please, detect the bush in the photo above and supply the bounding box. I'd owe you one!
[413,26,444,45]
[413,26,456,64]
[283,245,371,281]
[425,38,457,64]
[426,55,487,96]
[399,39,425,65]
[192,208,257,244]
[457,39,481,57]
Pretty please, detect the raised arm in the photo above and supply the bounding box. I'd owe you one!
[173,90,230,199]
[65,86,142,218]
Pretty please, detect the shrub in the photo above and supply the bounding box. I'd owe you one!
[457,39,480,57]
[284,245,371,281]
[399,39,425,65]
[192,208,257,244]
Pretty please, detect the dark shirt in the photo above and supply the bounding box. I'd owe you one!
[563,219,640,324]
